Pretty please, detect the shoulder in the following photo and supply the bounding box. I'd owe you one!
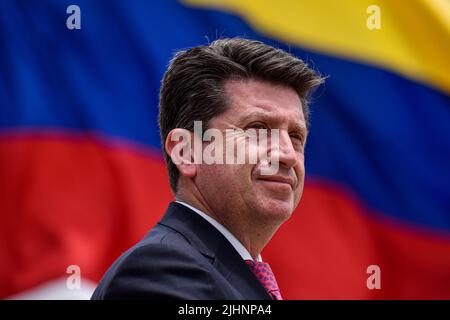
[91,224,216,299]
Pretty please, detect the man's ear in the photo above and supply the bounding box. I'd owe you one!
[165,129,197,178]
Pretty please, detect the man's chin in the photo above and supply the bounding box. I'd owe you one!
[254,197,294,222]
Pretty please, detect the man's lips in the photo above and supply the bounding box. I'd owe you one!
[256,175,296,190]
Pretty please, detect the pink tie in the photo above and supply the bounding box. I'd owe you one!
[245,260,283,300]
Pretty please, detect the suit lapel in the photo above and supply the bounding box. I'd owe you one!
[157,202,272,300]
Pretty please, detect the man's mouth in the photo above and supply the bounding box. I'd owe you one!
[256,175,295,190]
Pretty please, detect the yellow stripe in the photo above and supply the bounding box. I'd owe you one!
[183,0,450,94]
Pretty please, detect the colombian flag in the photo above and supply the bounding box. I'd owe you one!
[1,0,449,299]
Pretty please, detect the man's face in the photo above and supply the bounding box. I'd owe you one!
[194,78,307,226]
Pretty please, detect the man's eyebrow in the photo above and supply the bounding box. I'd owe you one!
[238,111,272,123]
[292,123,308,135]
[239,111,307,133]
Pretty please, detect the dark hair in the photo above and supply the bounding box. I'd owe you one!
[158,38,324,193]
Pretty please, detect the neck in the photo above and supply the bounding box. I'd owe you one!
[175,189,280,260]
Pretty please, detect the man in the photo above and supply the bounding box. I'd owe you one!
[92,38,323,299]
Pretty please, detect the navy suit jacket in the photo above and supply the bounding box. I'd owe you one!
[91,202,272,299]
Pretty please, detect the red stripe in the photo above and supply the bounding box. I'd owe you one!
[1,135,450,298]
[265,179,450,299]
[0,136,173,297]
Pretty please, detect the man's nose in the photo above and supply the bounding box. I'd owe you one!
[274,130,298,170]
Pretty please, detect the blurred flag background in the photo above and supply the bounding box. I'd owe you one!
[1,0,450,299]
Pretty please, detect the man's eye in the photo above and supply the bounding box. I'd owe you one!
[290,133,303,143]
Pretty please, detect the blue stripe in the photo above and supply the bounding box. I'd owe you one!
[1,0,449,232]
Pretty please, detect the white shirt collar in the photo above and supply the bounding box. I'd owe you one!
[176,201,262,262]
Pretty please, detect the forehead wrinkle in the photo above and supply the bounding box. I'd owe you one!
[223,79,306,130]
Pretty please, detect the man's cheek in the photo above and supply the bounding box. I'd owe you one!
[297,160,305,178]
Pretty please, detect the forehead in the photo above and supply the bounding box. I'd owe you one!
[223,79,305,125]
